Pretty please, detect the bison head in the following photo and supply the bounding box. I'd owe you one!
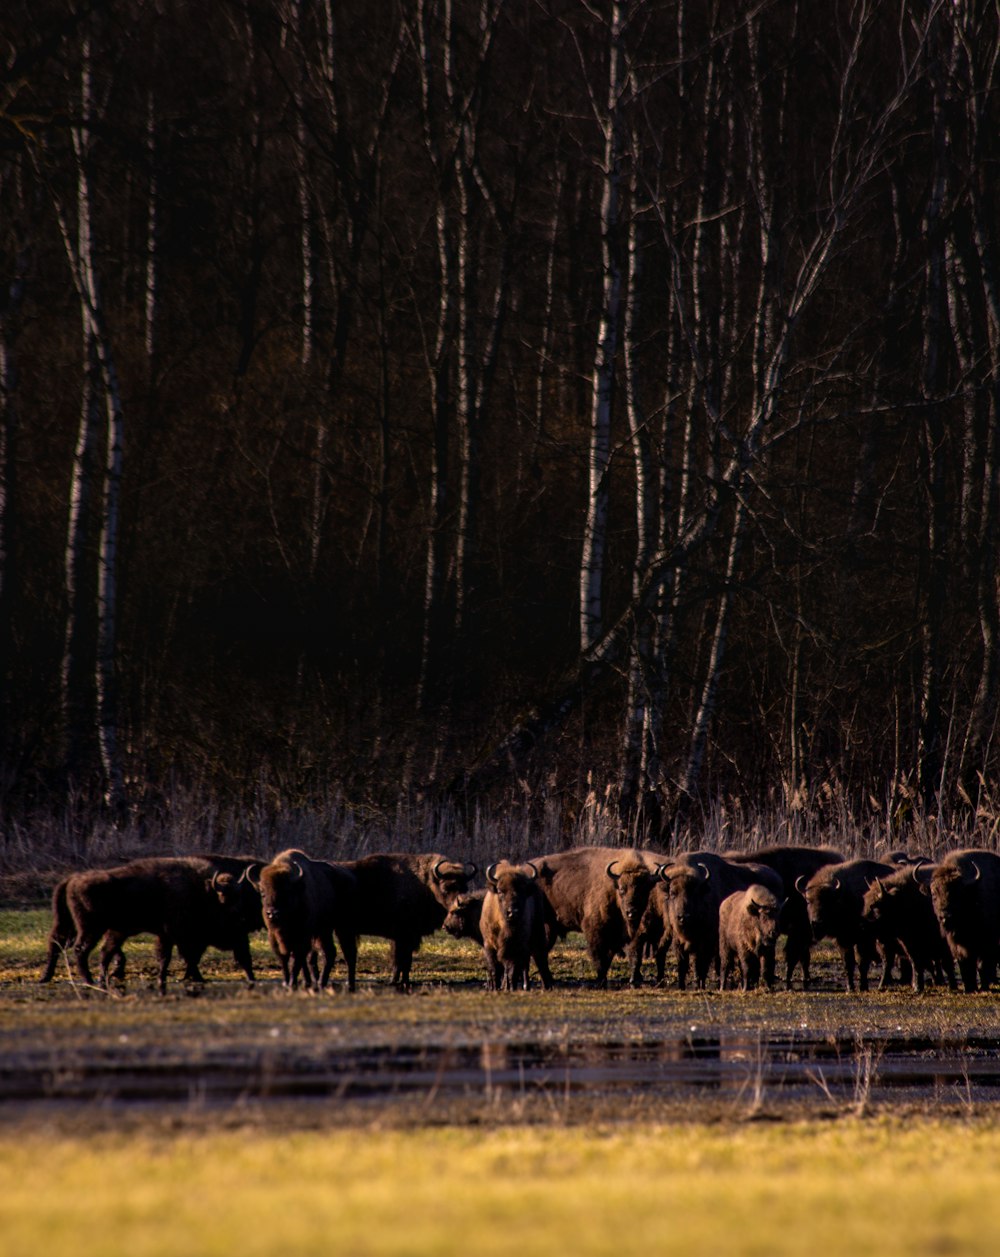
[442,891,485,940]
[486,862,538,924]
[660,863,713,943]
[930,863,978,938]
[800,872,845,942]
[430,858,477,906]
[606,859,656,937]
[258,856,306,927]
[745,887,784,949]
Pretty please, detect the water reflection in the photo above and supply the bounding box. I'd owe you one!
[3,1030,999,1109]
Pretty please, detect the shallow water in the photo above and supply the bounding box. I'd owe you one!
[2,1029,997,1112]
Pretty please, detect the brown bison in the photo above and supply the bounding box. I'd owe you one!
[480,862,554,991]
[718,884,785,991]
[39,855,263,993]
[923,849,1000,992]
[530,846,659,986]
[249,849,358,991]
[726,844,844,988]
[339,852,476,987]
[658,852,784,989]
[798,858,900,991]
[861,864,956,992]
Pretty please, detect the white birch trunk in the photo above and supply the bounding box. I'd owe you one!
[580,0,625,653]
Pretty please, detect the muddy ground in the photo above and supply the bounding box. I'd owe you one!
[2,909,999,1129]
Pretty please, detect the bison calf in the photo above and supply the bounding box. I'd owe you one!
[718,885,785,991]
[480,862,554,991]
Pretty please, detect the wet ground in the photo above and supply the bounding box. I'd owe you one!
[2,1016,997,1121]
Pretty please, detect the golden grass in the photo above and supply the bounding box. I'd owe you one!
[1,1117,998,1257]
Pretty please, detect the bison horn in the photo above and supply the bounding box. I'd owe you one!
[244,864,262,890]
[464,862,477,879]
[486,862,500,888]
[830,875,841,892]
[525,862,538,880]
[794,874,809,895]
[911,858,932,884]
[696,862,710,882]
[210,871,224,892]
[969,860,982,883]
[606,861,621,882]
[288,859,304,880]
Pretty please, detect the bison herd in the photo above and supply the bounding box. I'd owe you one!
[35,842,1000,995]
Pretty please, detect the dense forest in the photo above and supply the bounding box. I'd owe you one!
[2,0,999,848]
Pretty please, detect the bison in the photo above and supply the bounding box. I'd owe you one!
[658,853,784,990]
[480,862,554,991]
[249,849,358,991]
[339,852,476,988]
[718,884,785,991]
[798,858,901,992]
[726,844,844,988]
[40,855,263,993]
[530,846,659,986]
[861,864,956,992]
[923,849,1000,992]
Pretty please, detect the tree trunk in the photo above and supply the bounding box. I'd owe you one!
[580,0,625,653]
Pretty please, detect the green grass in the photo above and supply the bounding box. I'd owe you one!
[1,1118,999,1257]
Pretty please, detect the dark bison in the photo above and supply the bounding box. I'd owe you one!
[442,891,487,945]
[480,861,554,991]
[799,858,900,991]
[339,852,476,987]
[658,852,784,989]
[718,884,785,991]
[632,881,674,986]
[249,849,358,991]
[40,855,263,993]
[861,864,956,992]
[530,846,660,986]
[923,849,1000,992]
[726,845,844,988]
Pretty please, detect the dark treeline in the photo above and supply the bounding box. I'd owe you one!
[2,0,999,840]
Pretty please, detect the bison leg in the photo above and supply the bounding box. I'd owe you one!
[676,946,689,991]
[72,931,103,987]
[626,937,645,988]
[230,933,255,985]
[839,942,857,992]
[532,946,555,991]
[694,949,714,990]
[316,932,337,990]
[958,954,978,994]
[761,946,777,992]
[335,928,357,993]
[99,934,128,988]
[390,938,416,989]
[155,938,174,995]
[482,944,499,991]
[40,937,70,983]
[719,945,733,992]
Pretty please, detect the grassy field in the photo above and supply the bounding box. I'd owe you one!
[5,903,1000,1255]
[3,1118,1000,1257]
